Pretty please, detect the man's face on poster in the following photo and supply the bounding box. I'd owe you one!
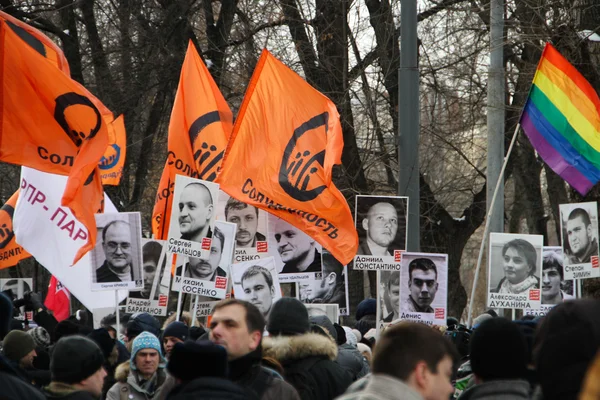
[103,222,132,269]
[189,236,223,279]
[363,203,398,248]
[143,260,157,294]
[388,279,400,315]
[178,185,212,238]
[274,220,313,263]
[567,215,592,257]
[409,269,438,309]
[227,206,259,247]
[242,273,274,316]
[299,276,328,302]
[542,267,561,299]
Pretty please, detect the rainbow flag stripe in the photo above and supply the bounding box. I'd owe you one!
[520,43,600,195]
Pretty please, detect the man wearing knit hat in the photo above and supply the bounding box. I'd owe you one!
[162,321,189,360]
[263,297,351,400]
[107,331,167,400]
[1,329,38,382]
[43,335,107,399]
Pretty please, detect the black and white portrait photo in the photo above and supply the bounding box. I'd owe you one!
[298,251,349,315]
[216,191,268,252]
[231,256,282,319]
[267,214,322,281]
[399,252,448,325]
[128,239,170,300]
[355,195,408,257]
[488,233,543,310]
[559,202,600,279]
[540,247,575,305]
[378,270,400,324]
[167,175,220,258]
[91,212,143,291]
[172,220,237,299]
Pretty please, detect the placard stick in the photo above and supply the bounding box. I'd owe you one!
[149,246,167,301]
[115,290,120,339]
[175,257,187,322]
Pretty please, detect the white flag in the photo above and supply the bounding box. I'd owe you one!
[14,167,127,310]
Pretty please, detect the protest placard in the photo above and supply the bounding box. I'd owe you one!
[231,256,282,318]
[559,202,600,279]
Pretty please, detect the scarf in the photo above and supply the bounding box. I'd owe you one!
[497,275,538,294]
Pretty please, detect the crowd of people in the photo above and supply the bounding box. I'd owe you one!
[2,290,600,400]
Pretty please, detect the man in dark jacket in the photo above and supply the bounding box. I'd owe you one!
[43,335,107,400]
[457,318,530,400]
[209,298,300,400]
[166,340,258,400]
[264,298,352,400]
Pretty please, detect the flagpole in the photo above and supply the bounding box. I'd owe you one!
[467,122,521,327]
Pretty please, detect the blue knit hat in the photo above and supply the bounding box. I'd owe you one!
[130,331,166,370]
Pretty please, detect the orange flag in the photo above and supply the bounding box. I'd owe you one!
[152,40,233,239]
[0,21,108,264]
[0,191,31,270]
[0,11,70,75]
[100,115,126,185]
[215,49,358,265]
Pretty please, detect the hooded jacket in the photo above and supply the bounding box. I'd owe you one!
[456,380,530,400]
[106,361,168,400]
[335,374,423,400]
[262,332,352,400]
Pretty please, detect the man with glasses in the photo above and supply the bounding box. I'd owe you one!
[95,220,136,283]
[402,258,439,313]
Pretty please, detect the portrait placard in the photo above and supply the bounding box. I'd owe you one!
[487,233,543,310]
[231,256,282,318]
[559,202,600,279]
[298,250,349,315]
[90,212,143,291]
[167,175,220,260]
[171,220,236,299]
[305,303,340,325]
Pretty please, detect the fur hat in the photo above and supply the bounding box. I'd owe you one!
[2,330,36,362]
[267,298,309,336]
[167,341,227,382]
[51,336,104,384]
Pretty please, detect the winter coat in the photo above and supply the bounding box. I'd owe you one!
[263,332,353,400]
[42,382,98,400]
[336,343,369,381]
[228,347,301,400]
[335,374,423,400]
[457,380,530,400]
[106,361,168,400]
[580,349,600,400]
[0,354,45,400]
[165,377,259,400]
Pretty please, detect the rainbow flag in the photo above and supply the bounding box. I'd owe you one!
[520,43,600,195]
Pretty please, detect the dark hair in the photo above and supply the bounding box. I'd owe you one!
[212,298,265,334]
[212,226,225,254]
[502,239,537,275]
[224,197,259,220]
[408,258,438,280]
[183,182,213,206]
[372,322,458,381]
[322,252,344,284]
[568,208,591,226]
[387,271,400,290]
[142,241,163,266]
[102,220,130,242]
[542,250,563,280]
[241,265,273,289]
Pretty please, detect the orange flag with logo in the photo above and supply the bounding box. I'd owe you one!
[152,40,233,239]
[100,115,126,185]
[216,49,357,265]
[0,20,108,264]
[0,191,31,269]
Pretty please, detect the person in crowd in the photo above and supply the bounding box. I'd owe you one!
[457,318,530,399]
[336,322,457,400]
[541,250,574,304]
[43,336,107,400]
[534,299,600,400]
[225,198,266,248]
[564,207,598,264]
[354,299,377,343]
[273,217,322,273]
[165,340,257,399]
[209,298,301,399]
[402,258,439,314]
[87,327,119,398]
[95,220,136,284]
[240,265,276,318]
[126,312,161,346]
[263,297,352,399]
[492,239,539,294]
[107,331,168,400]
[1,329,39,384]
[27,326,51,370]
[162,321,189,360]
[358,202,398,256]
